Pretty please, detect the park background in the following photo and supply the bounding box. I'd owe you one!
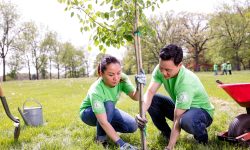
[1,0,250,149]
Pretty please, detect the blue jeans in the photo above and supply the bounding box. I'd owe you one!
[80,101,138,141]
[148,94,213,143]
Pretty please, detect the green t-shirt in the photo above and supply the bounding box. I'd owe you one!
[151,65,214,118]
[222,63,227,70]
[80,73,135,115]
[227,63,232,70]
[213,64,218,71]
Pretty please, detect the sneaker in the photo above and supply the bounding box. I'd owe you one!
[120,143,138,150]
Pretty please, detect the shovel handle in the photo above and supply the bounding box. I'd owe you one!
[0,84,4,97]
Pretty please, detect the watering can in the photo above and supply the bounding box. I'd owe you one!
[18,99,43,126]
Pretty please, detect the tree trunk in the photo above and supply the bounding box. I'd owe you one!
[240,60,246,70]
[57,64,60,79]
[235,51,241,71]
[248,60,250,70]
[49,58,52,79]
[194,48,200,72]
[35,60,39,80]
[28,60,31,80]
[2,56,6,81]
[64,66,67,78]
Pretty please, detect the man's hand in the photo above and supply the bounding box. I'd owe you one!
[135,70,146,85]
[135,114,147,129]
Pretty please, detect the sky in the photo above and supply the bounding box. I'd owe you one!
[2,0,222,75]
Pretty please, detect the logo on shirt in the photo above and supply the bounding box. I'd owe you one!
[177,92,189,103]
[93,101,102,110]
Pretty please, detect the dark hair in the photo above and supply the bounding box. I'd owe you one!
[97,55,121,76]
[159,44,183,66]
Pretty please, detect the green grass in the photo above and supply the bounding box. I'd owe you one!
[0,71,250,150]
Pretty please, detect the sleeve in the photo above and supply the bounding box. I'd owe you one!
[120,73,135,95]
[151,65,163,84]
[175,87,194,110]
[89,91,106,114]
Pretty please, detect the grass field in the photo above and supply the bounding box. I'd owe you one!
[0,71,250,150]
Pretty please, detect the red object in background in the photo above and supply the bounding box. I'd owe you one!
[219,83,250,107]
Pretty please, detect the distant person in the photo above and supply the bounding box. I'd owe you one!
[221,62,227,75]
[79,55,145,150]
[136,44,214,150]
[227,61,232,75]
[213,64,218,75]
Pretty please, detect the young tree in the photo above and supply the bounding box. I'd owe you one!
[58,0,166,51]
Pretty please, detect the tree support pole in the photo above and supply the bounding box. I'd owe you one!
[134,0,147,149]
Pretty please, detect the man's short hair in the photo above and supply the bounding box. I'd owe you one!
[159,44,183,66]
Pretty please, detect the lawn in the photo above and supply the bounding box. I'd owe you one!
[0,71,250,150]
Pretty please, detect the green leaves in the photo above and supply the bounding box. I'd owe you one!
[59,0,166,51]
[116,10,123,17]
[71,12,74,17]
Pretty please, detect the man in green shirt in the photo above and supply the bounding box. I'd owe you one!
[213,64,218,75]
[136,44,214,150]
[227,61,232,75]
[221,62,227,75]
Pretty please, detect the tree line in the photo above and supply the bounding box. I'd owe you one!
[1,0,250,81]
[0,1,90,81]
[122,0,250,74]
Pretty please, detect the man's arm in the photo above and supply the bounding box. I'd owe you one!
[135,82,161,127]
[143,82,161,113]
[166,108,186,150]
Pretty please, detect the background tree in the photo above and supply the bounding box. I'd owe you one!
[54,41,64,79]
[7,50,23,80]
[0,1,19,81]
[14,21,37,80]
[28,23,47,80]
[179,12,213,71]
[208,1,250,70]
[140,12,185,73]
[41,30,58,79]
[122,45,137,74]
[60,42,84,78]
[93,52,105,76]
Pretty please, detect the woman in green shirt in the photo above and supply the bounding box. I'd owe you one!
[80,55,144,150]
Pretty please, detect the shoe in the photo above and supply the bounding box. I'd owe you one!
[120,143,138,150]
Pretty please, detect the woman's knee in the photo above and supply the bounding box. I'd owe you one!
[81,108,97,126]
